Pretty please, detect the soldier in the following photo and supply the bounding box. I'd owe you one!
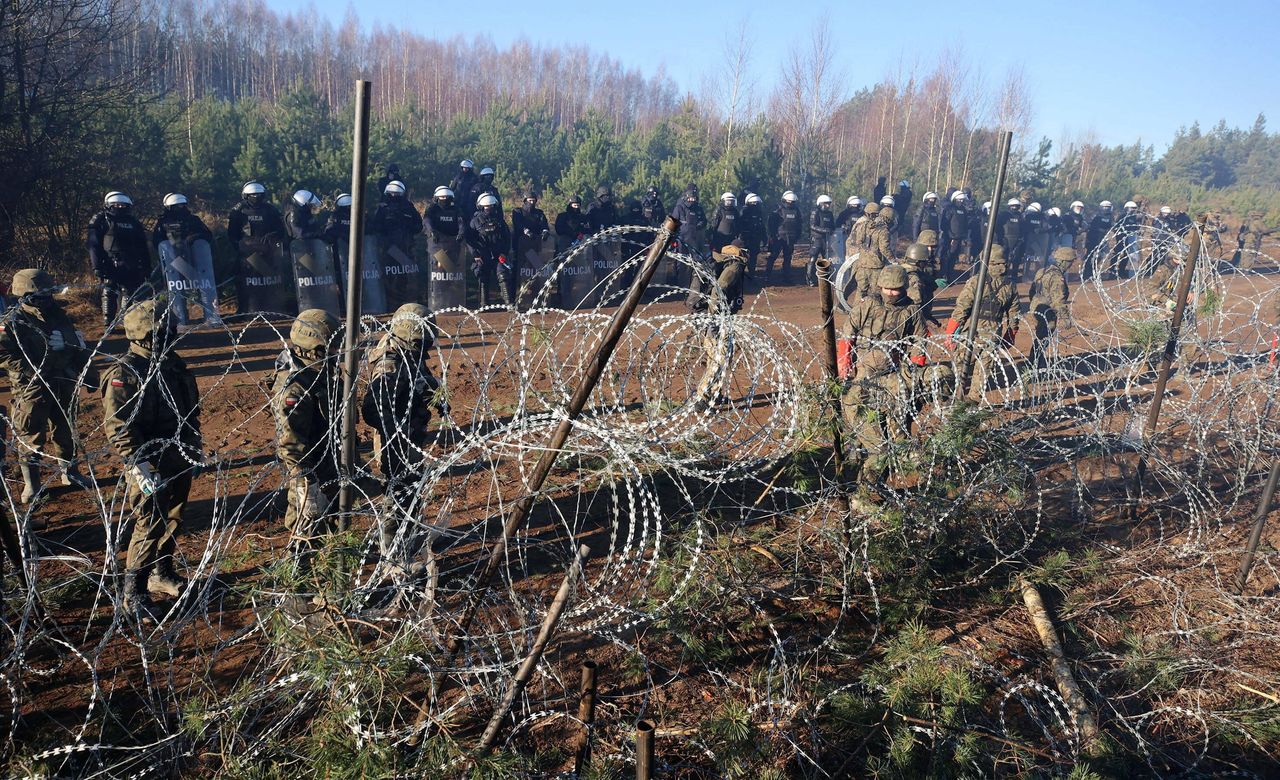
[1028,247,1074,368]
[739,193,766,273]
[451,160,479,219]
[87,191,152,328]
[466,193,513,306]
[272,309,342,569]
[840,265,935,489]
[0,269,98,510]
[849,202,885,299]
[1237,210,1274,258]
[901,243,937,324]
[554,194,591,252]
[285,190,324,240]
[102,300,201,617]
[227,181,288,314]
[1202,211,1228,256]
[916,229,941,270]
[945,245,1021,401]
[1084,200,1115,279]
[807,195,836,286]
[763,191,802,284]
[362,303,448,556]
[913,192,940,239]
[708,192,741,252]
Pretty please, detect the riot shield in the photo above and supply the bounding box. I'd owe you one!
[428,233,467,311]
[239,239,295,316]
[559,242,596,311]
[290,238,343,317]
[159,238,221,326]
[336,238,388,315]
[515,235,555,308]
[378,235,426,309]
[592,237,624,306]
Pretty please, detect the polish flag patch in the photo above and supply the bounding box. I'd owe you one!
[110,379,125,387]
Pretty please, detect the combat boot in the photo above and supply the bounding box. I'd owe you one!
[19,463,42,505]
[123,569,158,623]
[59,462,93,490]
[148,559,186,598]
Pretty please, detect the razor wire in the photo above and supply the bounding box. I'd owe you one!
[1,220,1279,777]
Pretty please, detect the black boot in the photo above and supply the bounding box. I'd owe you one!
[123,568,158,622]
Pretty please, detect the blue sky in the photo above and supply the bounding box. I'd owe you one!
[272,0,1278,156]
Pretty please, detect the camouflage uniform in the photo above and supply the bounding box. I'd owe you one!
[272,310,342,553]
[1028,247,1074,367]
[1238,211,1272,254]
[850,205,894,298]
[947,250,1020,400]
[0,270,98,503]
[102,300,201,607]
[840,266,935,484]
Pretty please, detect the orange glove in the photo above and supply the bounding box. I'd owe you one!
[1271,333,1278,366]
[944,317,960,350]
[910,354,927,367]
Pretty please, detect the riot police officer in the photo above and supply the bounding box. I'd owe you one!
[227,181,288,314]
[764,191,803,284]
[88,191,152,328]
[286,190,324,240]
[452,160,479,218]
[554,194,591,252]
[708,192,741,251]
[466,193,513,306]
[152,193,217,328]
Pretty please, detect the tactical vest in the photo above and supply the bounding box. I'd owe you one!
[101,211,140,256]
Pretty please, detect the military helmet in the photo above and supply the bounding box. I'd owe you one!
[11,268,55,297]
[987,245,1006,263]
[877,265,908,289]
[123,299,170,342]
[1052,247,1076,264]
[290,309,341,352]
[917,229,939,247]
[905,243,930,262]
[879,206,896,222]
[389,303,436,348]
[864,202,881,216]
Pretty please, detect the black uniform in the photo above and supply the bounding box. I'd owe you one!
[376,166,403,200]
[88,208,152,324]
[370,198,423,245]
[466,207,513,305]
[452,170,479,217]
[872,177,887,204]
[764,203,803,283]
[997,208,1028,280]
[286,202,325,240]
[323,205,351,245]
[836,204,864,235]
[708,202,741,251]
[467,176,501,218]
[1084,211,1115,278]
[228,198,288,253]
[913,201,940,238]
[808,206,836,285]
[554,204,591,252]
[640,191,665,227]
[511,202,550,254]
[670,196,708,252]
[586,193,619,234]
[151,207,213,250]
[739,201,766,270]
[894,184,913,236]
[425,201,464,241]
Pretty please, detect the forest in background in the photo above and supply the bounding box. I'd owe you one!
[3,0,1279,272]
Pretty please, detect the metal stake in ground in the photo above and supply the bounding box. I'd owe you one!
[1235,457,1280,595]
[475,544,590,756]
[636,720,655,779]
[338,79,372,517]
[1129,220,1203,522]
[956,130,1013,401]
[574,659,600,774]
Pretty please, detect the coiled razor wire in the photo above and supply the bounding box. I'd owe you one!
[0,222,1278,777]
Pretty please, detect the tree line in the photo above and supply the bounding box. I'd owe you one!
[2,0,1276,274]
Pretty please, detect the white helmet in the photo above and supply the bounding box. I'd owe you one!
[1007,198,1022,207]
[816,194,832,205]
[745,193,762,205]
[721,192,736,204]
[104,191,133,207]
[899,180,909,188]
[880,195,895,207]
[384,180,406,195]
[292,189,320,207]
[924,191,938,201]
[850,196,865,207]
[951,191,967,202]
[1099,200,1113,209]
[1070,200,1084,210]
[1047,207,1061,217]
[982,201,992,212]
[433,186,455,199]
[479,167,495,177]
[1124,200,1137,209]
[782,191,797,203]
[1027,201,1041,212]
[476,193,499,208]
[336,194,352,207]
[460,159,474,170]
[242,181,267,197]
[162,193,188,208]
[1159,206,1172,215]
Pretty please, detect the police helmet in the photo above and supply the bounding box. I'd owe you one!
[898,180,909,188]
[951,191,967,201]
[721,192,736,205]
[1047,207,1061,217]
[389,303,436,349]
[877,265,908,289]
[477,193,499,209]
[982,201,992,212]
[11,268,55,298]
[433,186,455,200]
[242,181,267,197]
[163,193,188,208]
[460,159,474,170]
[480,167,495,177]
[104,191,133,208]
[290,309,341,353]
[1159,206,1172,215]
[880,195,895,207]
[1027,202,1041,212]
[816,194,832,206]
[917,229,939,247]
[292,189,320,207]
[905,243,930,262]
[745,193,762,205]
[782,191,797,203]
[924,192,938,202]
[336,194,353,208]
[1071,200,1084,210]
[1008,198,1022,208]
[847,196,862,207]
[1099,200,1113,209]
[123,299,173,343]
[1124,200,1137,210]
[384,181,406,196]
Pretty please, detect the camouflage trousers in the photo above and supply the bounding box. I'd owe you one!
[840,364,955,483]
[125,446,193,574]
[285,475,342,550]
[853,265,882,299]
[12,377,79,463]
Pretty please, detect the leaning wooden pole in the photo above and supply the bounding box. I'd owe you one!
[573,659,600,774]
[338,79,371,516]
[1019,577,1100,753]
[1129,220,1203,522]
[1234,456,1280,595]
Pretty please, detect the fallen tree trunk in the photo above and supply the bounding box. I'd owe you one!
[1019,576,1101,755]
